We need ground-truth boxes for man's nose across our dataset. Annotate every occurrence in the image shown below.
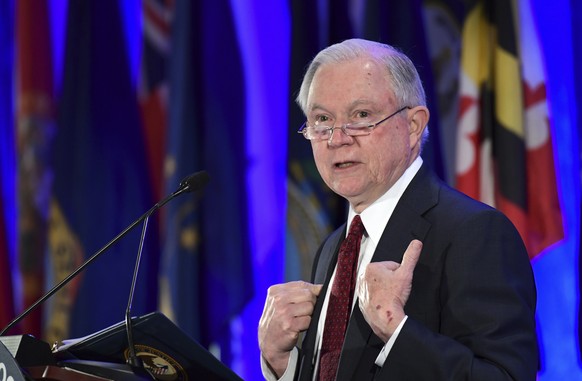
[327,126,354,146]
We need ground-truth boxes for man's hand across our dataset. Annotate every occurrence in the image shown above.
[259,281,322,377]
[357,240,423,342]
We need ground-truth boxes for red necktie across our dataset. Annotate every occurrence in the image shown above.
[318,215,365,381]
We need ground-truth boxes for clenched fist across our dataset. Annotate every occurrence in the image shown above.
[259,281,322,377]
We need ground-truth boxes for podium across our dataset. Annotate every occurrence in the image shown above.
[0,334,103,380]
[0,312,242,381]
[0,338,27,381]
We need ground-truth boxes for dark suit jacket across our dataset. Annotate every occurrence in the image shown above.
[296,164,538,381]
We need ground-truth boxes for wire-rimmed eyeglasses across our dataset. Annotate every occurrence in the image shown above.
[297,106,410,141]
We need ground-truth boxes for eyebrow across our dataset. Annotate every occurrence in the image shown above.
[308,98,377,114]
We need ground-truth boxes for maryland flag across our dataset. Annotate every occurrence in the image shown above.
[455,0,563,259]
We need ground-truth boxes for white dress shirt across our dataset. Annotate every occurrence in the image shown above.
[262,157,423,381]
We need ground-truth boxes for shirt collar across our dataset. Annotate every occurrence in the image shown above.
[346,156,423,243]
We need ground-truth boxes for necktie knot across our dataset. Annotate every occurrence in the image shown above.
[348,215,365,239]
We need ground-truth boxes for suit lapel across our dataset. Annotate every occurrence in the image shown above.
[372,164,437,264]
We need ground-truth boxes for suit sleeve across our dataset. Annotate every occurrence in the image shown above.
[375,208,538,381]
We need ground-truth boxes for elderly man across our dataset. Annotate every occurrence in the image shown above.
[259,39,537,381]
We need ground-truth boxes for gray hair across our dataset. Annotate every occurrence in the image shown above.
[296,39,429,143]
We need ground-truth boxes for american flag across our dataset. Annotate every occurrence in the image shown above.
[139,0,175,200]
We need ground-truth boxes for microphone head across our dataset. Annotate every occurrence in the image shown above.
[179,171,210,192]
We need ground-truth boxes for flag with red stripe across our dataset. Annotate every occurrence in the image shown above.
[138,0,174,200]
[15,0,54,337]
[455,0,563,259]
[517,0,563,255]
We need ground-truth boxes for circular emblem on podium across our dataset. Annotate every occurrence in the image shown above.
[124,345,187,381]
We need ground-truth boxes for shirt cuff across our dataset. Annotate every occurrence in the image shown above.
[261,347,299,381]
[374,315,408,367]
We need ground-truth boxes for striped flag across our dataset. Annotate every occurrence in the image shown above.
[517,0,563,256]
[15,0,54,337]
[454,0,563,259]
[138,0,174,200]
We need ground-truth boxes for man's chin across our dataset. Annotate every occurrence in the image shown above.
[332,185,366,203]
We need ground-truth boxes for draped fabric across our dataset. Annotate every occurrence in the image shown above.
[454,0,563,259]
[138,0,172,201]
[197,0,253,354]
[157,0,253,364]
[14,0,54,338]
[51,0,159,339]
[157,0,201,342]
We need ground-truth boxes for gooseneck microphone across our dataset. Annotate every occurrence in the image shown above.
[0,170,210,340]
[124,170,209,373]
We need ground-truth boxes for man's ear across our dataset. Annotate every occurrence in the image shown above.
[408,105,430,148]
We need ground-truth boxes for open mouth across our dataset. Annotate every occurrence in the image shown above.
[335,161,357,168]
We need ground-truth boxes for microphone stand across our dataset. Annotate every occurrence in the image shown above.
[0,208,154,337]
[125,215,151,375]
[0,171,210,379]
[0,171,208,337]
[122,172,209,376]
[1,186,185,337]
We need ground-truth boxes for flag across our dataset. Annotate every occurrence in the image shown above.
[14,0,54,338]
[158,0,202,340]
[159,0,252,363]
[517,0,563,256]
[50,0,159,340]
[454,0,563,259]
[138,0,173,201]
[0,0,15,329]
[199,0,252,353]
